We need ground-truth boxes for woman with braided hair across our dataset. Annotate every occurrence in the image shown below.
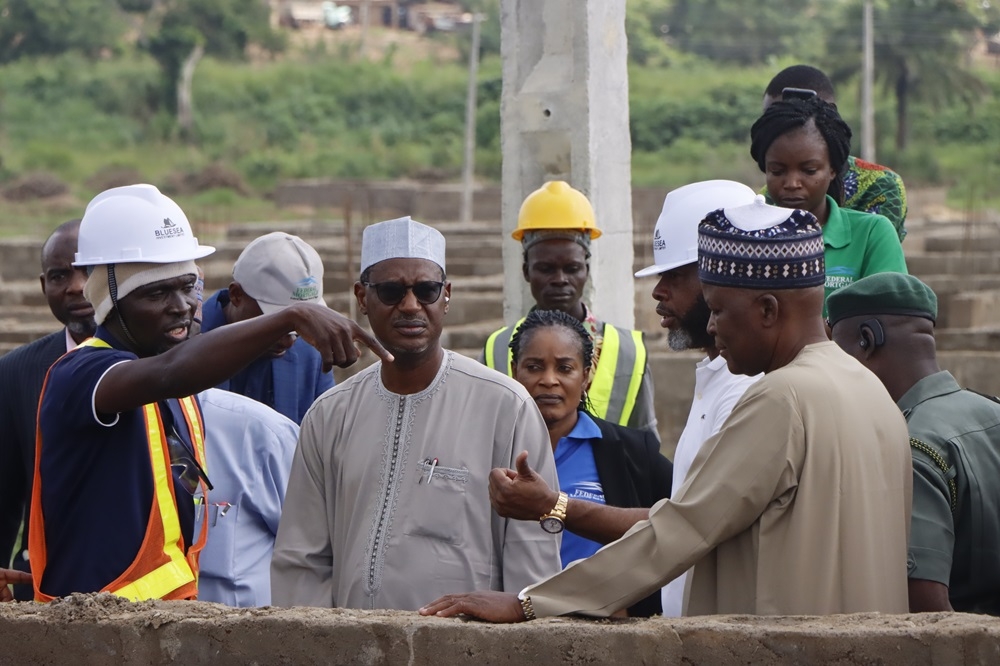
[750,95,907,313]
[502,309,672,617]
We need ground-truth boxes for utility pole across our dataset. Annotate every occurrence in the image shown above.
[359,0,371,58]
[861,0,876,161]
[460,13,483,226]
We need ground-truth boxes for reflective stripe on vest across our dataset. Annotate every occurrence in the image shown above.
[587,325,646,425]
[484,319,524,375]
[483,320,646,427]
[30,336,208,602]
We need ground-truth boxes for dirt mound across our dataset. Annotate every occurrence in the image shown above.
[164,163,250,196]
[2,172,69,201]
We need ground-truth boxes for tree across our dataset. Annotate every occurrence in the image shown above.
[0,0,124,63]
[663,0,822,65]
[144,0,283,139]
[826,0,985,152]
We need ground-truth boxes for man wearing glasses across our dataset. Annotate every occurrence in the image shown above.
[199,232,334,424]
[29,184,389,602]
[271,216,561,610]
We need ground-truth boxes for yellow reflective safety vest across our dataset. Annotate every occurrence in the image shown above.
[485,318,647,427]
[30,337,210,602]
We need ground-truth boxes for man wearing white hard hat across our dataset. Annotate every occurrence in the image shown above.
[485,181,760,616]
[271,216,561,610]
[28,184,389,602]
[200,232,334,424]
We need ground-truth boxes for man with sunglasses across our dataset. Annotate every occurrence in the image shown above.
[272,216,561,610]
[29,184,389,602]
[200,232,334,424]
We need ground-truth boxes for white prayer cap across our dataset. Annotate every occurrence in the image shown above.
[360,216,446,274]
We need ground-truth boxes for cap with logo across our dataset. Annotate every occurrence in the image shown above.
[635,180,757,277]
[233,232,326,316]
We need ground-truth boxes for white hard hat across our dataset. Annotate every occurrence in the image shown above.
[74,184,215,266]
[634,180,757,277]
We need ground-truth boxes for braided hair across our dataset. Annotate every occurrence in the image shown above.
[749,96,853,205]
[509,309,595,412]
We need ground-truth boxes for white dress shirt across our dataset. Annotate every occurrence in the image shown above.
[661,355,760,616]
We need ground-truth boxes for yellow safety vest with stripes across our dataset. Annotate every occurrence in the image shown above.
[485,319,647,427]
[30,337,209,602]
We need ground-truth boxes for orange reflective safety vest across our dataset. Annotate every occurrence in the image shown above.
[29,337,210,602]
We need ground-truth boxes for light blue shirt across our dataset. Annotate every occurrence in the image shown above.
[196,389,298,607]
[554,412,605,568]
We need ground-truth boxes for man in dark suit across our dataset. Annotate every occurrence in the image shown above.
[0,219,96,599]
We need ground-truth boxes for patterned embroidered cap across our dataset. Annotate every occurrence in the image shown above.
[698,195,825,289]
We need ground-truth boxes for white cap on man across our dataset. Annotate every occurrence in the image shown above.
[635,180,757,277]
[360,216,446,274]
[233,232,325,315]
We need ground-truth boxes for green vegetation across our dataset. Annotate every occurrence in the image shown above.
[0,0,998,233]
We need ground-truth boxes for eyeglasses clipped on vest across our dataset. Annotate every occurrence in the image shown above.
[363,281,445,306]
[166,427,214,495]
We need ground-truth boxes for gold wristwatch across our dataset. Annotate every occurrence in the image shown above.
[539,491,568,534]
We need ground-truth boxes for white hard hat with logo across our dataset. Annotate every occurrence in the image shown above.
[635,180,757,277]
[74,184,215,266]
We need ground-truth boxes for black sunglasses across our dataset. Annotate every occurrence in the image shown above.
[363,281,445,306]
[166,428,213,495]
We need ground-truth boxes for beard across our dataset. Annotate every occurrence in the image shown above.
[666,296,714,352]
[67,316,97,341]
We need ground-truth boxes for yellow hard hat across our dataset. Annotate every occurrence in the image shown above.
[512,181,602,241]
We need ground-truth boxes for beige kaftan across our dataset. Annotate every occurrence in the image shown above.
[527,342,912,616]
[271,351,561,610]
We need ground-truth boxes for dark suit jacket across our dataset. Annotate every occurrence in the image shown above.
[0,331,66,574]
[590,415,673,617]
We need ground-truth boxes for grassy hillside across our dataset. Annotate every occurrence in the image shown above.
[1,39,1000,234]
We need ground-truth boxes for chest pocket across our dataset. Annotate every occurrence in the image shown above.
[402,459,469,545]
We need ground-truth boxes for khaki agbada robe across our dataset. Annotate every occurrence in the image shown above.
[527,342,912,617]
[271,351,562,610]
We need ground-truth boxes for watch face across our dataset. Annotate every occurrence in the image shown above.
[540,516,564,534]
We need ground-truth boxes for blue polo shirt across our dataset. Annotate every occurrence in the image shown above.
[201,290,334,424]
[554,411,606,567]
[36,327,197,597]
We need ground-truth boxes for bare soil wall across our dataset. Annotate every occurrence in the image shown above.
[2,594,999,665]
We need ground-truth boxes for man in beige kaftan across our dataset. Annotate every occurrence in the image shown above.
[271,217,561,610]
[420,199,912,621]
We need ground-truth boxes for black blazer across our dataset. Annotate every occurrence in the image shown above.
[588,414,673,617]
[0,331,66,573]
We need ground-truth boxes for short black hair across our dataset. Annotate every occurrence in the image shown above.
[765,65,836,102]
[749,96,853,204]
[509,309,594,371]
[40,218,82,266]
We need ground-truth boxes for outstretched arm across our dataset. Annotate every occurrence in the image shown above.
[491,451,649,545]
[96,303,392,414]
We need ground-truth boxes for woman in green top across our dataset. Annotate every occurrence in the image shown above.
[749,96,907,314]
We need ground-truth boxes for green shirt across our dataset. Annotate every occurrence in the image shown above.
[900,371,1000,615]
[822,196,907,316]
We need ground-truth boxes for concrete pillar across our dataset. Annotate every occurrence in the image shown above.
[499,0,634,327]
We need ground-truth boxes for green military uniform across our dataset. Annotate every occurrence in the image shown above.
[901,371,1000,615]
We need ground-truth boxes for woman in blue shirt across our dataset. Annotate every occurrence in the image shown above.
[510,309,673,617]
